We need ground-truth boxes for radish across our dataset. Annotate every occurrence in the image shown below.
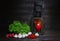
[18,34,22,38]
[14,34,18,38]
[28,32,32,35]
[9,33,14,38]
[18,33,21,35]
[25,34,28,37]
[6,34,10,38]
[35,33,39,36]
[27,34,36,39]
[18,33,22,38]
[22,34,26,38]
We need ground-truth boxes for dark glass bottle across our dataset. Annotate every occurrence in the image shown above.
[30,2,42,34]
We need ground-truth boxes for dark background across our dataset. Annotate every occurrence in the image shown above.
[0,0,16,36]
[0,0,60,41]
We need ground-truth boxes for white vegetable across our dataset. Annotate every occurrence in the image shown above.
[14,34,18,38]
[28,32,32,35]
[18,34,22,38]
[18,33,21,35]
[22,34,26,38]
[35,33,39,36]
[25,34,28,37]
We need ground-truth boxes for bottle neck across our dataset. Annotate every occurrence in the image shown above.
[33,2,42,17]
[33,12,41,17]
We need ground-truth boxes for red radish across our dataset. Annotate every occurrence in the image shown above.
[9,33,14,38]
[6,33,15,38]
[6,34,10,38]
[10,34,12,37]
[27,34,36,39]
[11,33,14,38]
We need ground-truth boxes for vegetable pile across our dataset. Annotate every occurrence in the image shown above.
[6,32,39,39]
[9,20,30,34]
[6,20,40,39]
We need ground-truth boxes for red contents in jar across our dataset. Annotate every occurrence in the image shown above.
[27,34,36,39]
[33,19,42,32]
[36,23,42,32]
